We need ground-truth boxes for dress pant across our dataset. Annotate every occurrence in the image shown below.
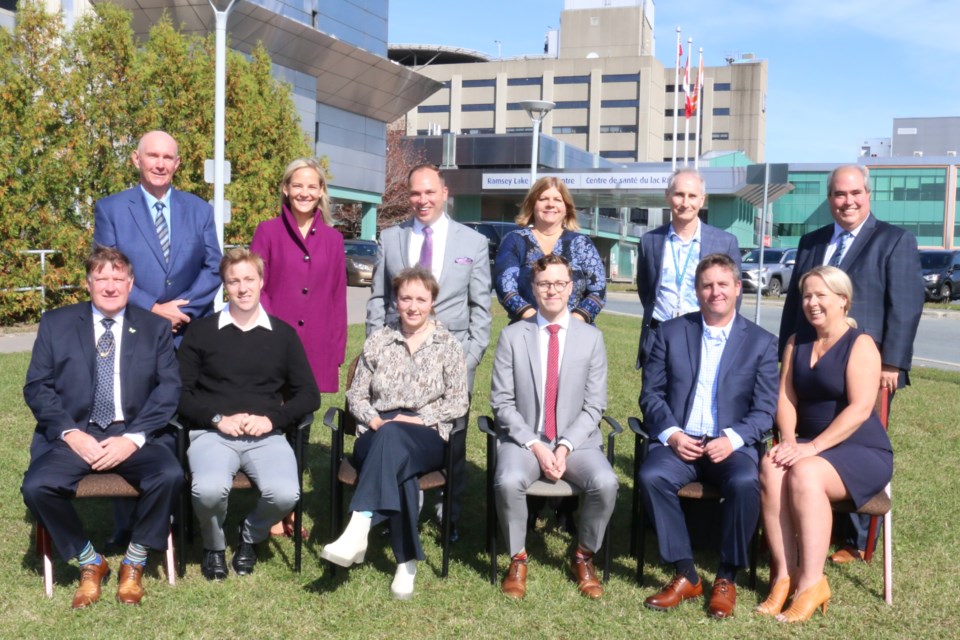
[21,422,184,560]
[188,430,299,550]
[350,421,446,563]
[493,439,619,557]
[638,442,759,568]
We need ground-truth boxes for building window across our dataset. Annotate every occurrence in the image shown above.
[712,132,730,140]
[507,77,542,86]
[714,82,732,91]
[792,180,820,195]
[555,75,590,84]
[600,125,638,133]
[462,79,495,88]
[713,107,731,116]
[506,127,533,133]
[462,103,495,112]
[664,133,696,141]
[554,100,589,109]
[601,99,638,108]
[665,84,676,93]
[463,128,494,134]
[600,150,636,159]
[602,73,639,83]
[418,104,450,113]
[554,126,588,134]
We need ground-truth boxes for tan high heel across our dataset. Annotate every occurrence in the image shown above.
[777,575,831,623]
[755,576,793,616]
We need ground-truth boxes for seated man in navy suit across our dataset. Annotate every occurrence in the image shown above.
[21,247,182,609]
[638,253,778,619]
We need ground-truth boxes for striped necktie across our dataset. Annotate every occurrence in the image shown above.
[828,231,852,268]
[154,202,170,262]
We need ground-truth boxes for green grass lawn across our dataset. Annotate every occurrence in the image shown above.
[1,309,957,639]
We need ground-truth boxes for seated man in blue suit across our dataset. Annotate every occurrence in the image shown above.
[21,247,182,609]
[638,253,778,619]
[93,130,222,340]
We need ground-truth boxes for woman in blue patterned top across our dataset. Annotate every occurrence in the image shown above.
[495,177,606,322]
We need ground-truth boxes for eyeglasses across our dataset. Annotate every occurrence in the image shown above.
[534,280,571,292]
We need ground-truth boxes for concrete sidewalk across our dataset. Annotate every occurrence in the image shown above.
[0,286,374,355]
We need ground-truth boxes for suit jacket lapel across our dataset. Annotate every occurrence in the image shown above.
[399,221,413,269]
[130,188,168,268]
[810,226,831,267]
[119,312,138,403]
[523,320,543,409]
[438,220,459,289]
[717,315,746,389]
[651,226,667,295]
[166,189,184,267]
[78,304,97,380]
[681,316,701,427]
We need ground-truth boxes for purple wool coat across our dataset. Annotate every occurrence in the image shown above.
[251,206,346,392]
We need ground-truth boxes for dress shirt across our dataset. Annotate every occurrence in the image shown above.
[822,218,868,266]
[653,220,702,322]
[525,310,575,452]
[217,303,272,332]
[407,213,449,281]
[140,185,173,244]
[657,313,745,451]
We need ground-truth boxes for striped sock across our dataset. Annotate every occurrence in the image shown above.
[77,541,99,566]
[123,542,148,566]
[511,550,528,563]
[574,546,593,561]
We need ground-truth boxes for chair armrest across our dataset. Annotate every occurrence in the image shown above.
[477,415,497,438]
[450,413,468,436]
[323,407,342,432]
[168,416,188,465]
[600,415,622,463]
[628,417,651,468]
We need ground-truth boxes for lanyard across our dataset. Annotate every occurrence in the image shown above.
[670,234,697,290]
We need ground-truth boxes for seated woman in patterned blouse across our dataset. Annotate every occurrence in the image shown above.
[320,266,469,600]
[495,176,606,323]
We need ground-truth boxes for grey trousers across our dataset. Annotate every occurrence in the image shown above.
[188,430,299,550]
[494,440,618,557]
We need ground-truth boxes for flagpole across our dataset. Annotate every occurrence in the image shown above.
[683,38,692,167]
[694,48,704,170]
[671,27,681,171]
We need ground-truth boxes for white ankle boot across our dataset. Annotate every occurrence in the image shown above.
[391,560,418,600]
[320,512,371,567]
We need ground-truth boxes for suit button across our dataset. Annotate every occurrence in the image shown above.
[166,280,173,286]
[298,320,305,326]
[302,288,309,295]
[303,255,310,262]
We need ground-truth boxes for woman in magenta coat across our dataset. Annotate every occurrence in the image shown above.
[251,158,347,534]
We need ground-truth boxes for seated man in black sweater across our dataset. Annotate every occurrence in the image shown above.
[177,248,320,580]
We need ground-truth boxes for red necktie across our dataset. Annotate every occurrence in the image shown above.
[544,324,561,442]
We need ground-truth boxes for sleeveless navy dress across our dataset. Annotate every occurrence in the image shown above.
[792,328,893,507]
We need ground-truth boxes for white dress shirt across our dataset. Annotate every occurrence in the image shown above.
[407,213,449,281]
[523,310,575,452]
[653,220,702,322]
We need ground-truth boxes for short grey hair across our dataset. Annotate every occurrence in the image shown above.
[666,168,706,196]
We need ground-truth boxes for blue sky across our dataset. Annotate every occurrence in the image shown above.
[389,0,960,163]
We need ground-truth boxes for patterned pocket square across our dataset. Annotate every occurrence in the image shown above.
[454,257,474,265]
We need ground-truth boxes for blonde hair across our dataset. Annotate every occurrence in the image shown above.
[281,158,332,226]
[800,265,857,328]
[515,176,580,231]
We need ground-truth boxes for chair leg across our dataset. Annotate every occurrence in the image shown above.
[294,498,303,573]
[37,523,54,598]
[883,509,893,605]
[165,529,176,586]
[635,504,647,584]
[749,521,760,589]
[863,515,880,563]
[602,506,612,583]
[441,481,454,578]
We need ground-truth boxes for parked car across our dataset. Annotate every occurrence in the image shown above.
[462,221,522,265]
[344,239,377,286]
[740,248,796,297]
[920,249,960,301]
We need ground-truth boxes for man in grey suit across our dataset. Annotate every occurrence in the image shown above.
[779,164,923,563]
[366,164,492,532]
[491,254,618,600]
[635,168,741,369]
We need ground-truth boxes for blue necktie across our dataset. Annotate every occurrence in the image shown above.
[155,202,170,262]
[91,318,116,429]
[829,231,852,268]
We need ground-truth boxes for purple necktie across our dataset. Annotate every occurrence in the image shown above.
[419,225,433,270]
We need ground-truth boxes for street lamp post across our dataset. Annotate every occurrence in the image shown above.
[518,99,555,184]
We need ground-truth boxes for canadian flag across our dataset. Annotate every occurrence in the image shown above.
[686,52,703,118]
[682,52,693,119]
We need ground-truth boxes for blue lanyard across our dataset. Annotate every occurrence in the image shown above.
[670,234,697,290]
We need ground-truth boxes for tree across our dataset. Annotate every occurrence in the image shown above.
[0,1,315,323]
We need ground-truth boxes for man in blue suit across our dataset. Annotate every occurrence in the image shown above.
[779,164,923,563]
[21,247,182,609]
[635,168,741,369]
[94,130,222,340]
[638,253,778,619]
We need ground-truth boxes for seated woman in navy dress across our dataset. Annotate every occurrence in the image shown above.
[494,177,606,323]
[758,266,893,623]
[320,267,468,600]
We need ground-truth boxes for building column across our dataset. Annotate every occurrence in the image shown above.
[361,203,377,240]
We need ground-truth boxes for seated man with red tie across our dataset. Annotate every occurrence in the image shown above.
[490,254,617,599]
[21,246,183,609]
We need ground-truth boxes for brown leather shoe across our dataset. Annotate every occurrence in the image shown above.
[116,562,146,605]
[501,558,528,599]
[72,559,110,609]
[570,554,603,599]
[829,546,864,564]
[708,578,737,619]
[644,574,703,611]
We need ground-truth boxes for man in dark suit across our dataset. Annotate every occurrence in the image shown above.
[635,168,741,369]
[779,164,923,562]
[21,247,182,609]
[639,253,778,618]
[366,163,492,532]
[93,130,222,340]
[491,255,618,600]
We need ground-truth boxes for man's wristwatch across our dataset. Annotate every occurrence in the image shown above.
[211,414,223,428]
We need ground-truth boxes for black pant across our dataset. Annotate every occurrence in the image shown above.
[21,423,183,560]
[350,421,446,563]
